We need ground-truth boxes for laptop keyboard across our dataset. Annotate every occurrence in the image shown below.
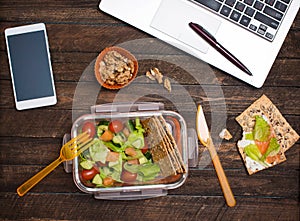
[188,0,292,41]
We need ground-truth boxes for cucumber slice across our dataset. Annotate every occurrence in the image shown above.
[92,174,102,185]
[80,160,94,170]
[138,156,148,164]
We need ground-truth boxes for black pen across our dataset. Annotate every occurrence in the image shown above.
[189,22,252,76]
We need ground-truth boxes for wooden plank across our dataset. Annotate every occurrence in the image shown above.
[0,7,107,24]
[0,23,149,52]
[0,109,73,137]
[1,81,300,116]
[0,0,115,24]
[0,193,298,220]
[0,108,299,138]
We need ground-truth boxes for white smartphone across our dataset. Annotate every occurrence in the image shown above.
[5,23,57,110]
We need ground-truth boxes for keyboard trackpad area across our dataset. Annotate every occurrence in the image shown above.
[150,0,221,53]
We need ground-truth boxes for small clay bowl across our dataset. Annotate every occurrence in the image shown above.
[94,46,138,90]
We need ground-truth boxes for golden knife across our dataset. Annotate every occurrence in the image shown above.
[196,105,236,207]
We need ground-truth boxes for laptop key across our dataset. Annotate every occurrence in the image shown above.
[230,10,241,21]
[244,0,254,6]
[254,12,279,29]
[266,32,274,40]
[257,28,265,35]
[220,5,232,17]
[249,24,257,31]
[240,15,251,27]
[265,0,275,6]
[280,0,290,4]
[259,24,268,31]
[264,6,283,21]
[245,6,255,17]
[274,1,287,12]
[254,1,264,11]
[225,0,236,7]
[192,0,222,12]
[235,2,246,12]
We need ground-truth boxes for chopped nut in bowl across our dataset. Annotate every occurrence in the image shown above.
[94,46,138,89]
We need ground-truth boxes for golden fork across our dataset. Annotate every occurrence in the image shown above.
[17,132,95,197]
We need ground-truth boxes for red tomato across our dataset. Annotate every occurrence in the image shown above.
[109,120,124,133]
[82,121,96,139]
[141,142,149,154]
[121,170,137,183]
[81,167,98,181]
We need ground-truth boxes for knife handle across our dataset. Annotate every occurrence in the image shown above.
[211,153,236,207]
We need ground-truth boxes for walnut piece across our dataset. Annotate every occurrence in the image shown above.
[164,78,172,92]
[145,67,172,92]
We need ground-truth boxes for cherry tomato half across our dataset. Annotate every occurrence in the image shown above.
[121,169,137,183]
[82,121,96,139]
[109,120,124,133]
[141,142,149,154]
[81,167,99,181]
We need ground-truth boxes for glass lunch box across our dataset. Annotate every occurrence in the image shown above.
[63,102,198,200]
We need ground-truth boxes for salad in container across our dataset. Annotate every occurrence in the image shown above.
[65,103,198,200]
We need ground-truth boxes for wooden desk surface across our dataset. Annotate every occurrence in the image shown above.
[0,1,299,220]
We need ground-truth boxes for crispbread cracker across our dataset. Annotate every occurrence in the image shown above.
[236,94,299,152]
[142,117,177,176]
[236,94,298,175]
[153,117,182,173]
[142,116,186,177]
[157,116,186,173]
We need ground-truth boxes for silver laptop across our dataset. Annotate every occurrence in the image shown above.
[99,0,299,88]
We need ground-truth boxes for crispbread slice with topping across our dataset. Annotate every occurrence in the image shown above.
[236,94,298,175]
[236,94,299,152]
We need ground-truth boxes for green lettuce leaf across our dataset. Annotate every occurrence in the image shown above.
[138,162,160,178]
[125,131,144,149]
[253,116,270,142]
[89,139,109,164]
[124,161,161,182]
[244,144,262,162]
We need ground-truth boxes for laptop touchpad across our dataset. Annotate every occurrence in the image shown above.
[150,0,221,53]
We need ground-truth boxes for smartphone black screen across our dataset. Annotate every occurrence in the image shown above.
[7,30,54,101]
